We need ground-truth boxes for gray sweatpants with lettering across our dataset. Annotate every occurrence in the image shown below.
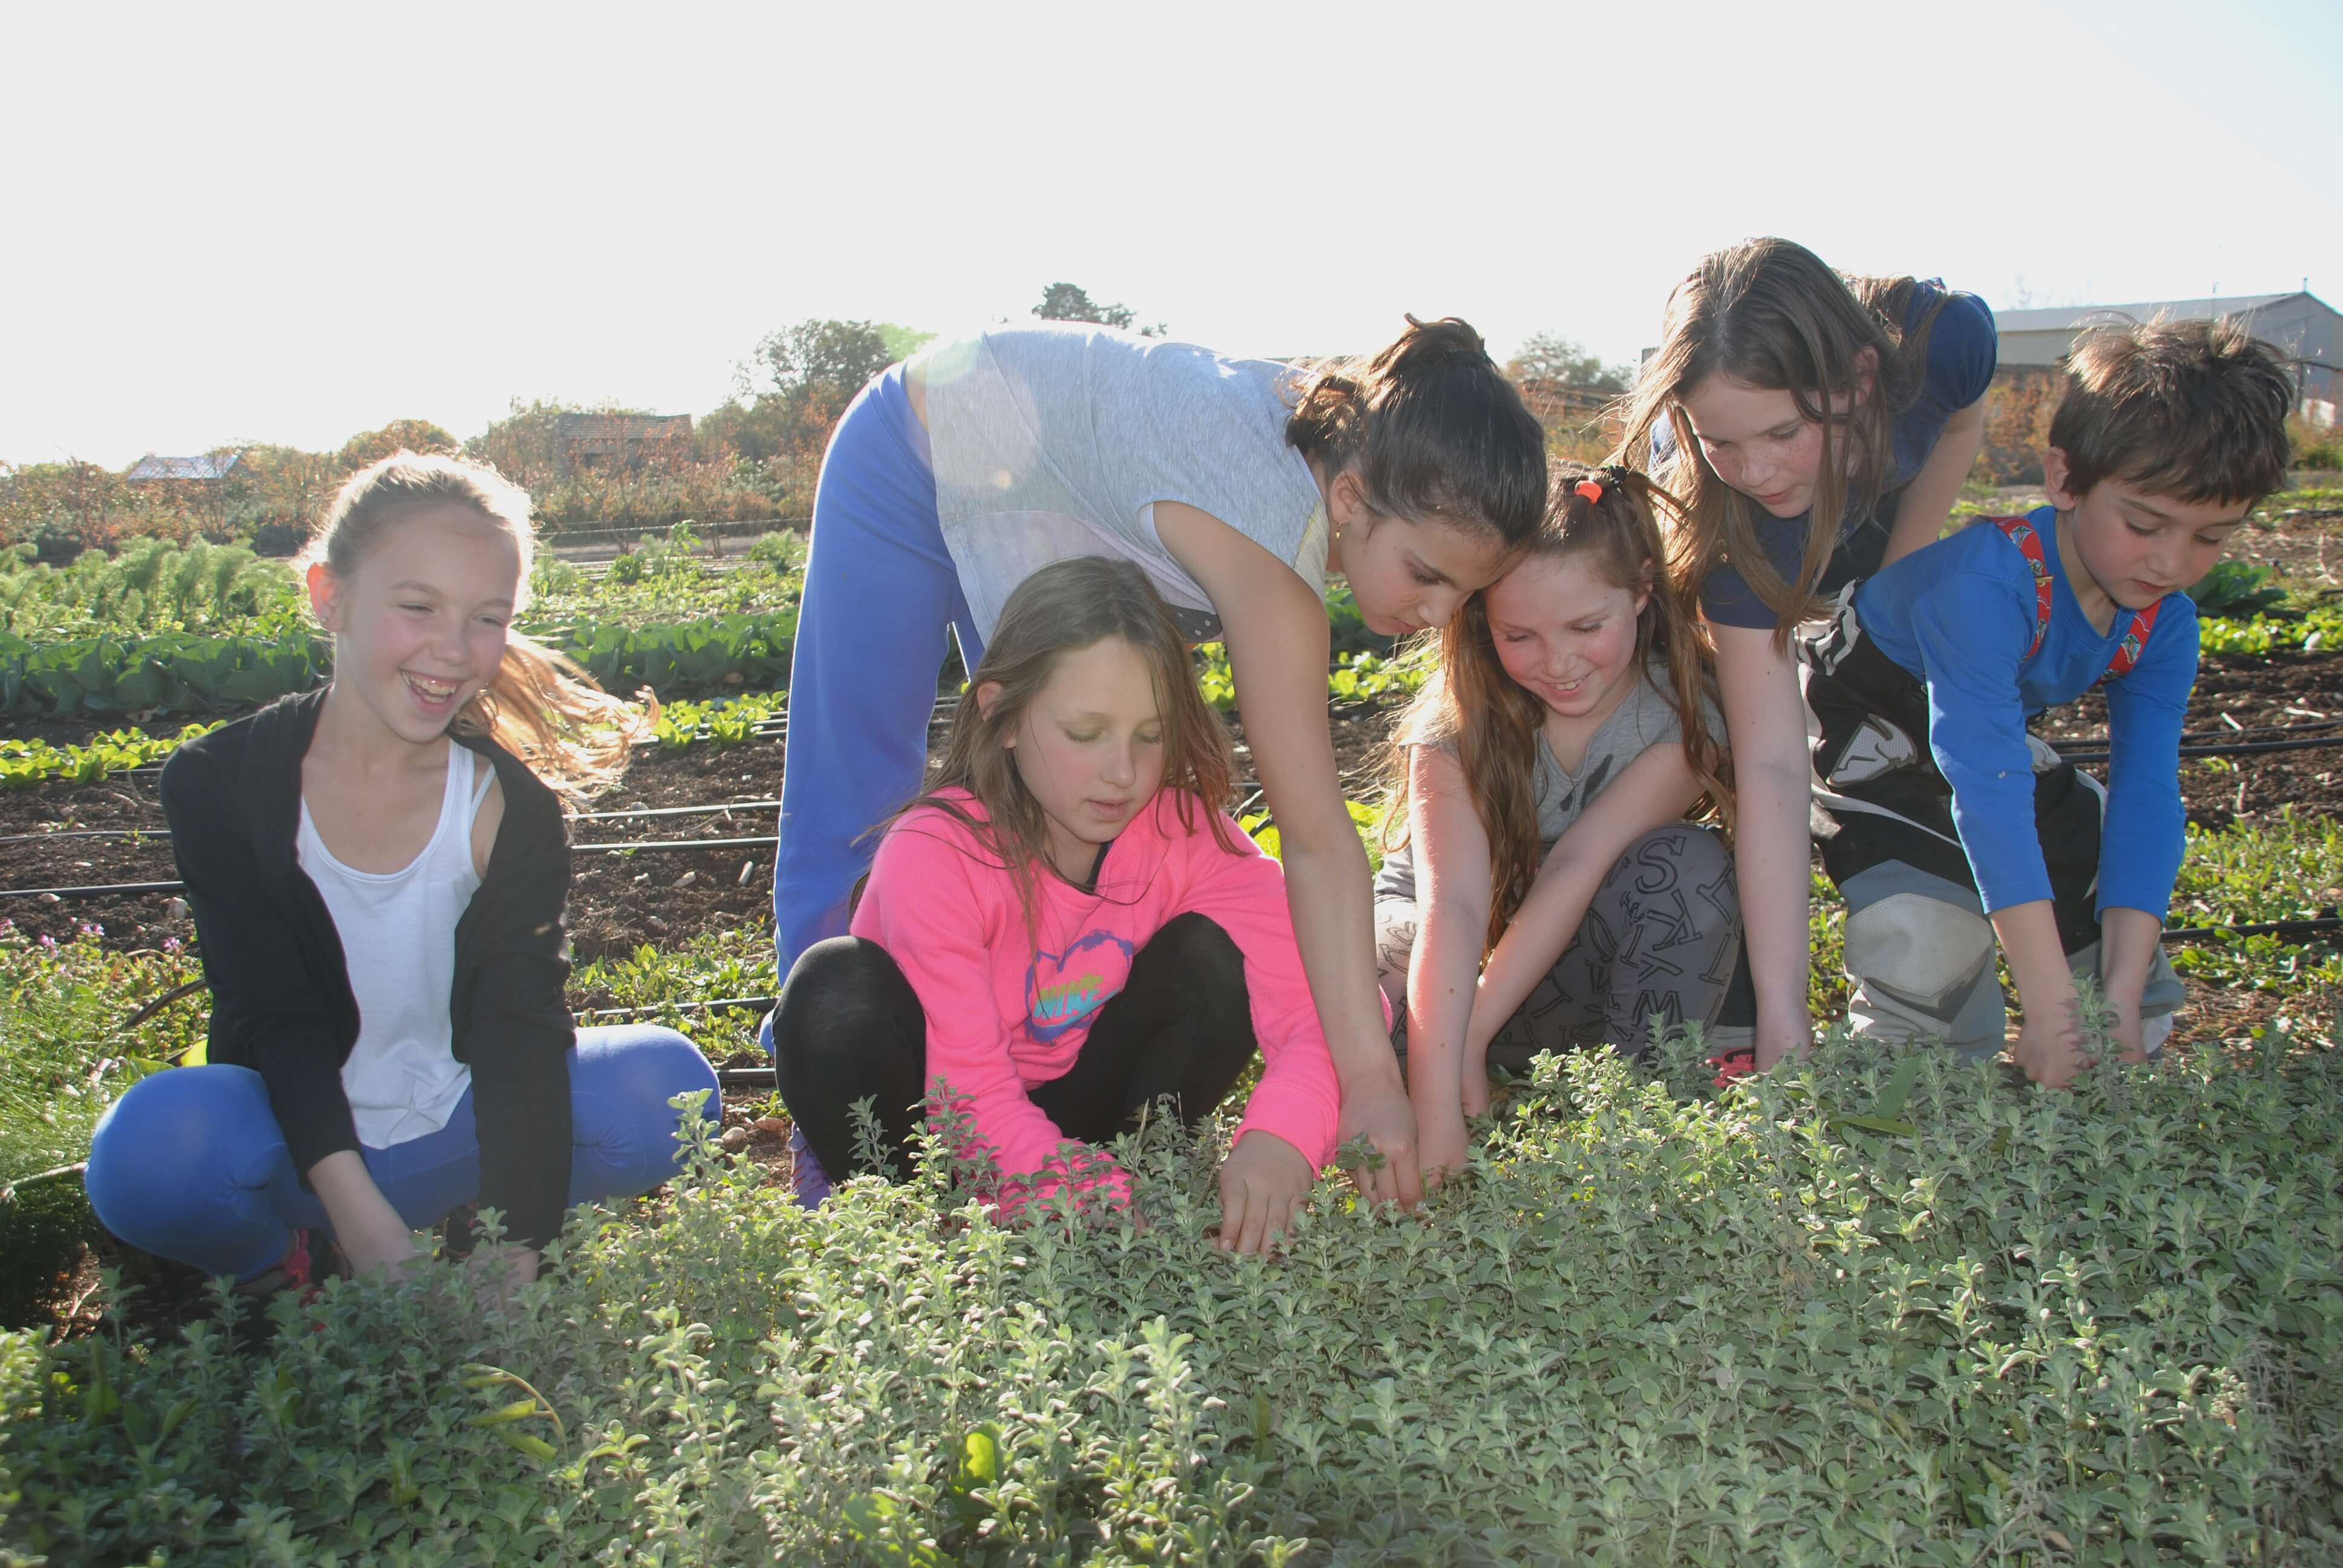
[1374,824,1749,1069]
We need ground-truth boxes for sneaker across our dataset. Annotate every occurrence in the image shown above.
[439,1201,481,1260]
[235,1226,325,1300]
[1705,1025,1758,1088]
[788,1123,833,1210]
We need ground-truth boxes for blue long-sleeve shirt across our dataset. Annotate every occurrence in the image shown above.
[1851,505,2198,918]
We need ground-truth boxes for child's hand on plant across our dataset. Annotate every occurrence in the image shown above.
[2109,994,2149,1063]
[2013,995,2090,1088]
[467,1244,540,1307]
[1415,1101,1469,1189]
[1216,1131,1312,1255]
[309,1151,422,1278]
[1754,1002,1813,1071]
[1460,1034,1492,1120]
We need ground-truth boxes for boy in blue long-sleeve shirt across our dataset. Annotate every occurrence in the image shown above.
[1798,318,2295,1085]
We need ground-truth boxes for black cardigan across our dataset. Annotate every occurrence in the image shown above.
[160,688,577,1249]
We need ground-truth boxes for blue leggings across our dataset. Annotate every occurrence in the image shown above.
[84,1025,718,1280]
[770,365,985,991]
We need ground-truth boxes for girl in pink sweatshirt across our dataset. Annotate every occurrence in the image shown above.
[770,556,1343,1254]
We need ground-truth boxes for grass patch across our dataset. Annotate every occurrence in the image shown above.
[0,923,206,1327]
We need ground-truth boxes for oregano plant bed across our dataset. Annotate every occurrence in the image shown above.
[3,1034,2339,1564]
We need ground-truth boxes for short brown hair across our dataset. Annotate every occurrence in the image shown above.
[2049,318,2295,505]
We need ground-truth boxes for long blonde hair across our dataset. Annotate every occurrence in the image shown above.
[307,452,643,800]
[1382,461,1730,956]
[1615,237,1948,644]
[886,557,1237,930]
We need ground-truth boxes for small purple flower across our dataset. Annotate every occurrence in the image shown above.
[38,934,56,949]
[162,936,182,953]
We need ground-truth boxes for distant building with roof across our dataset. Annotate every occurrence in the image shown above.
[1994,291,2339,420]
[552,413,694,475]
[123,452,243,482]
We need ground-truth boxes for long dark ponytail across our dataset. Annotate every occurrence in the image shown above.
[1288,315,1548,549]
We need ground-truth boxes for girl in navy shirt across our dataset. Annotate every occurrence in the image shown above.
[1620,237,1997,1071]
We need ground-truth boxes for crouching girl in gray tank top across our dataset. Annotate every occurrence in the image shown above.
[769,317,1547,1209]
[85,454,719,1301]
[1372,463,1753,1180]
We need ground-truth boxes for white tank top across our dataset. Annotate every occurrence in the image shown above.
[297,745,491,1148]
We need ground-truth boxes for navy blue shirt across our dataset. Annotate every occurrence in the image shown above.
[1654,283,1999,629]
[1853,506,2197,919]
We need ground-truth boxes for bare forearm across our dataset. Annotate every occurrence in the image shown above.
[1990,899,2078,1024]
[307,1151,418,1272]
[1474,850,1604,1029]
[1883,403,1984,568]
[1279,837,1404,1090]
[1736,758,1815,1028]
[2097,907,2164,1006]
[1405,907,1483,1116]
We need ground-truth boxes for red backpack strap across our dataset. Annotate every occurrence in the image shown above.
[1990,515,2054,659]
[2099,601,2160,684]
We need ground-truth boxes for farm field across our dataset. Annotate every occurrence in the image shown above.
[1,501,2339,1562]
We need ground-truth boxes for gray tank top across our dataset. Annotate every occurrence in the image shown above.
[1374,661,1705,904]
[919,325,1330,642]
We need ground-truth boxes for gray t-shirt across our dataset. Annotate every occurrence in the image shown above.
[920,325,1330,643]
[1374,659,1706,904]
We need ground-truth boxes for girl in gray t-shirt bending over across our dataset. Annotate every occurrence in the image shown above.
[1374,463,1750,1180]
[768,317,1545,1209]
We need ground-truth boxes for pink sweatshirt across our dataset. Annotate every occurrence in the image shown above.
[850,787,1343,1210]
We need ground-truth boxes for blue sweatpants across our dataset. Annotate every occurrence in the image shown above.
[83,1025,718,1280]
[770,365,985,987]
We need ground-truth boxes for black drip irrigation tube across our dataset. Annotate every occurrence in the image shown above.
[2053,734,2343,766]
[0,832,788,899]
[0,797,787,846]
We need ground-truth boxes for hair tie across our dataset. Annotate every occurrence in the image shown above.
[1573,478,1605,505]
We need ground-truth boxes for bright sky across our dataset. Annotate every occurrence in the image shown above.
[5,0,2338,469]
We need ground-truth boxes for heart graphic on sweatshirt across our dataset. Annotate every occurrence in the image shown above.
[1024,928,1137,1044]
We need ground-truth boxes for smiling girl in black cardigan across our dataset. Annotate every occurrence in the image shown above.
[85,454,718,1293]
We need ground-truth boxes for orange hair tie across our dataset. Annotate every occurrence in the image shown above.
[1573,479,1605,505]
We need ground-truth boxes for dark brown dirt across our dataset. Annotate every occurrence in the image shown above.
[0,699,1412,958]
[2033,650,2343,830]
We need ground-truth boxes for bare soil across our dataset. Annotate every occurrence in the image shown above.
[0,698,1409,957]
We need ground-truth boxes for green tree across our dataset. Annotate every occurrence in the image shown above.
[875,322,936,362]
[338,418,459,471]
[720,319,897,461]
[1505,332,1630,394]
[744,320,893,416]
[1034,283,1162,336]
[228,442,341,553]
